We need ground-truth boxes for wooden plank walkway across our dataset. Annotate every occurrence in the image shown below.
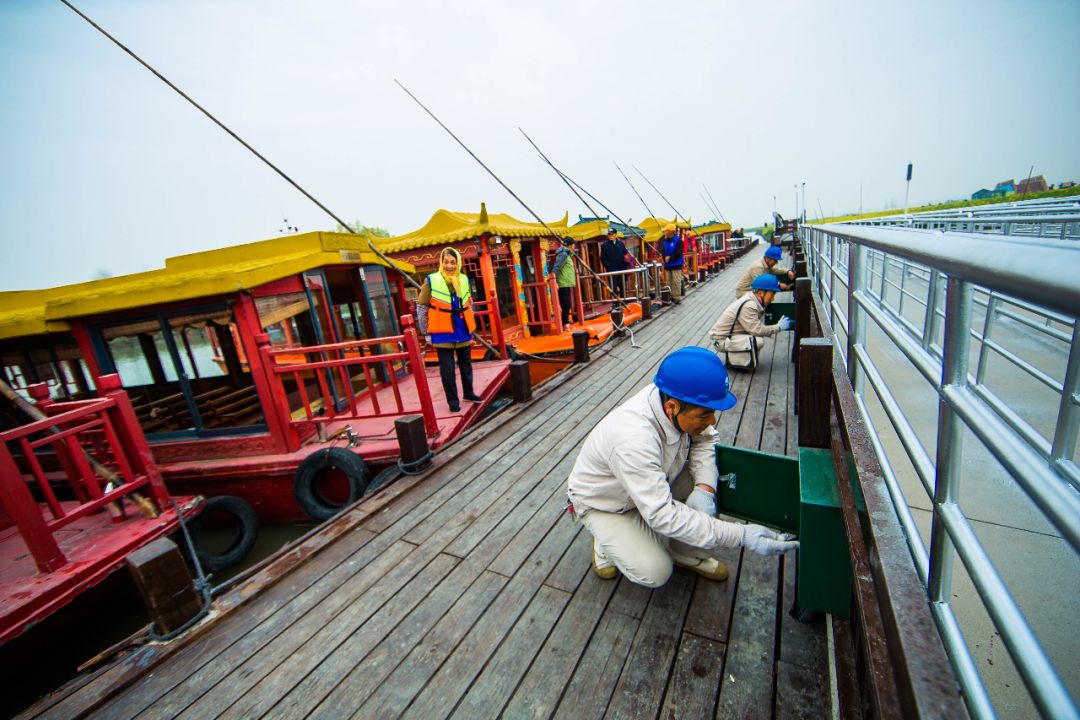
[25,248,830,720]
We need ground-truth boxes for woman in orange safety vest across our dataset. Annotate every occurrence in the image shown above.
[416,247,480,413]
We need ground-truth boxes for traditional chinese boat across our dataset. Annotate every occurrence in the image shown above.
[0,231,513,523]
[382,204,652,384]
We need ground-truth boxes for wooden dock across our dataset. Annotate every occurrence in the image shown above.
[24,249,832,719]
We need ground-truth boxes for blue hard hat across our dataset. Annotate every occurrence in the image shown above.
[751,273,782,292]
[764,245,783,261]
[654,346,738,412]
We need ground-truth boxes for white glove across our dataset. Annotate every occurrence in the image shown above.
[777,315,793,331]
[686,487,717,516]
[742,524,799,556]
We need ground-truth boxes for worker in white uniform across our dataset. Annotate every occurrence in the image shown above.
[735,244,795,296]
[709,273,793,368]
[566,346,799,587]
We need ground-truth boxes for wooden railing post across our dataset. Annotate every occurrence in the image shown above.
[401,316,439,437]
[548,274,564,335]
[99,374,171,509]
[487,291,507,359]
[798,338,833,449]
[0,443,66,571]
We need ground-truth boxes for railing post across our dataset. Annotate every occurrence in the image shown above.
[258,333,301,452]
[847,242,868,395]
[797,338,834,449]
[99,374,171,509]
[922,270,941,350]
[0,443,66,571]
[548,274,564,335]
[487,291,508,359]
[402,316,439,437]
[1051,322,1080,476]
[928,278,973,606]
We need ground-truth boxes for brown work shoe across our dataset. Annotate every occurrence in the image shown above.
[673,554,728,581]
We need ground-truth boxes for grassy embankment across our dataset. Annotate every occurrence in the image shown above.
[814,185,1080,225]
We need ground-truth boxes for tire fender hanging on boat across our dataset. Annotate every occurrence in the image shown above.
[293,447,372,522]
[186,495,258,573]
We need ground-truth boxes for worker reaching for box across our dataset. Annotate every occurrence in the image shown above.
[565,346,799,587]
[709,273,793,369]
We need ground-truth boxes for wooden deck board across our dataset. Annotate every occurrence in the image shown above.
[28,246,833,720]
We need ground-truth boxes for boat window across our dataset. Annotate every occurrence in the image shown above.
[97,307,265,437]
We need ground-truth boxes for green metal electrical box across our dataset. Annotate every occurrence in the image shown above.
[763,300,796,325]
[714,444,852,617]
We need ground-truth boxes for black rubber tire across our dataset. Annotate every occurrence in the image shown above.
[294,447,372,522]
[187,495,258,573]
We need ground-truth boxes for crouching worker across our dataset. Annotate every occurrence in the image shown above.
[566,347,799,587]
[709,273,793,369]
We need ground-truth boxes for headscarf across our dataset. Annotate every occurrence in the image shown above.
[438,246,464,297]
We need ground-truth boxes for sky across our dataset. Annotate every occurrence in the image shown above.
[1,0,1077,291]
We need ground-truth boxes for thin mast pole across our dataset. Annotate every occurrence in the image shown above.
[633,165,688,224]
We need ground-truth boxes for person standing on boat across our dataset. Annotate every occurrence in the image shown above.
[566,346,799,587]
[416,247,481,413]
[549,236,578,326]
[599,228,629,298]
[710,274,792,369]
[735,245,795,296]
[661,223,684,304]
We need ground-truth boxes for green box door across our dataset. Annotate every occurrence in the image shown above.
[714,443,852,617]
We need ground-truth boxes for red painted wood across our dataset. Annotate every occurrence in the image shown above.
[0,495,202,644]
[0,447,66,572]
[234,294,294,453]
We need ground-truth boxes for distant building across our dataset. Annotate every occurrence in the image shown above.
[1016,175,1048,194]
[994,179,1015,194]
[1060,180,1076,189]
[972,188,994,200]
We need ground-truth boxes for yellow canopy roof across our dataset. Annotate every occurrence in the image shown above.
[0,289,73,340]
[566,219,609,242]
[695,221,732,235]
[380,203,571,253]
[637,216,691,243]
[0,232,415,339]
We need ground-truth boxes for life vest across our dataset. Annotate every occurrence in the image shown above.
[428,272,476,340]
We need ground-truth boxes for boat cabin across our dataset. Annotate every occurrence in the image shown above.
[0,231,512,522]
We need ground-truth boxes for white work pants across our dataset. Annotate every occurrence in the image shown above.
[579,468,712,588]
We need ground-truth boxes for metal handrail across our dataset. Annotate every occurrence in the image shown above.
[803,220,1080,720]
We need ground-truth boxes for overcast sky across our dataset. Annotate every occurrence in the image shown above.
[2,0,1077,291]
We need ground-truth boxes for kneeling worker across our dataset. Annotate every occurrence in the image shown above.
[710,274,792,369]
[735,245,795,296]
[566,347,799,587]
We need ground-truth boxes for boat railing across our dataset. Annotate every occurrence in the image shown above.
[258,315,439,439]
[581,265,654,309]
[469,292,508,359]
[802,220,1080,719]
[0,374,171,573]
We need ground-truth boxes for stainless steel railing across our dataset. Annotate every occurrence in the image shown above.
[803,221,1080,720]
[850,196,1080,240]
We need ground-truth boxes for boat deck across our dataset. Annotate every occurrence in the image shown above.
[24,247,832,719]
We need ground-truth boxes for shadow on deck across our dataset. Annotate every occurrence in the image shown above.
[24,249,831,719]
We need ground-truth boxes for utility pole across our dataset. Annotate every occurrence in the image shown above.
[801,182,806,223]
[904,162,913,219]
[773,195,777,212]
[794,185,798,221]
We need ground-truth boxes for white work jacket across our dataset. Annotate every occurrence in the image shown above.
[567,384,744,550]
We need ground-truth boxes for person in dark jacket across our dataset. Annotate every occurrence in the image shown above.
[661,223,684,304]
[599,228,629,298]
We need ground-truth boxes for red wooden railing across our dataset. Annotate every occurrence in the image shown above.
[470,292,508,359]
[260,315,440,438]
[0,375,171,573]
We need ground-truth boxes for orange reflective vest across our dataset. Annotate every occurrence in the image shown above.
[428,272,476,337]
